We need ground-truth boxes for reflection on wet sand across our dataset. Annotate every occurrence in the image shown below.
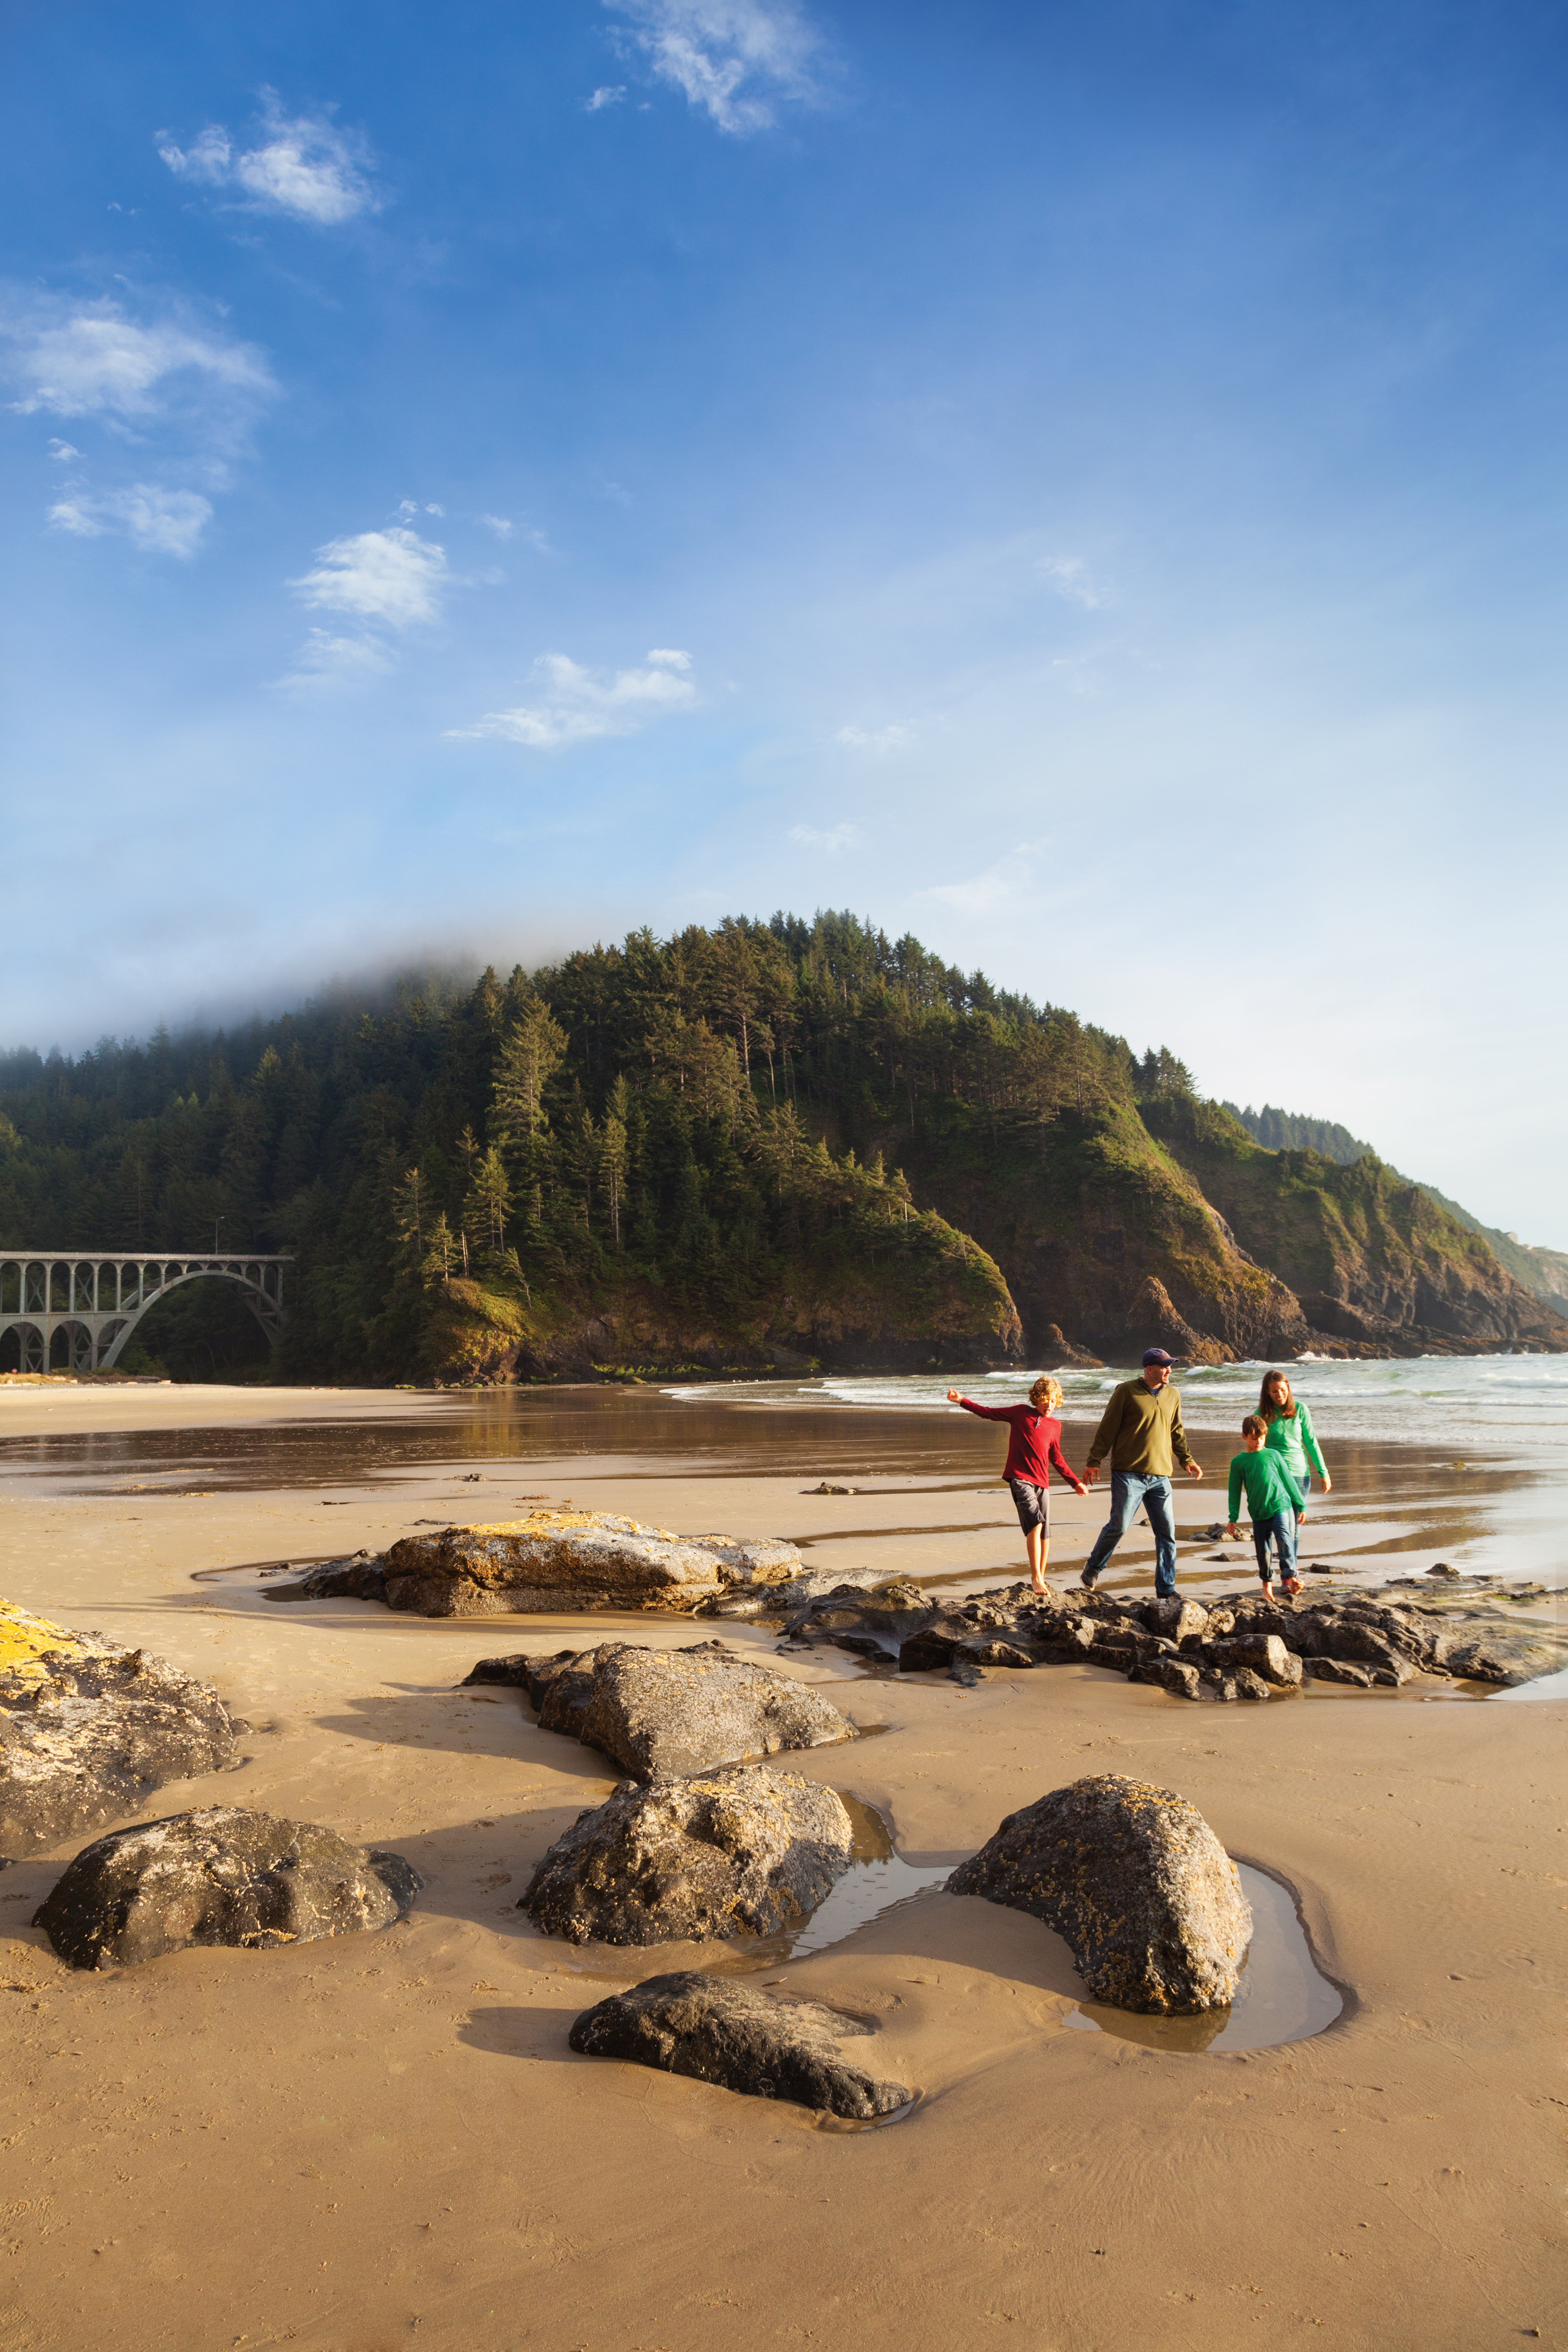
[0,1384,1559,1591]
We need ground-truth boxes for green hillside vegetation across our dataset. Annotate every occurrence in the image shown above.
[1224,1103,1374,1164]
[0,910,1560,1379]
[1142,1097,1563,1352]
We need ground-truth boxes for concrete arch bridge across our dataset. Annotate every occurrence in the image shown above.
[0,1253,292,1373]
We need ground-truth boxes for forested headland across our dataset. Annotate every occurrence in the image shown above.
[1,911,1562,1381]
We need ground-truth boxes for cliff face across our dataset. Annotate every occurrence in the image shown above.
[413,1205,1024,1384]
[1141,1100,1568,1356]
[895,1101,1307,1365]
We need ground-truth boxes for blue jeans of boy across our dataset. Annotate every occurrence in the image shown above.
[1252,1509,1298,1584]
[1084,1472,1177,1596]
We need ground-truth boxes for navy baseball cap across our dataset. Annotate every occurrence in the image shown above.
[1142,1348,1175,1366]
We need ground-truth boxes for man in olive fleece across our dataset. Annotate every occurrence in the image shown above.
[1080,1348,1204,1598]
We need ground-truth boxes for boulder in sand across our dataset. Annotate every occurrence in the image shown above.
[948,1772,1252,2013]
[33,1804,423,1969]
[463,1639,854,1779]
[0,1603,238,1862]
[569,1970,911,2118]
[521,1764,855,1945]
[378,1511,807,1617]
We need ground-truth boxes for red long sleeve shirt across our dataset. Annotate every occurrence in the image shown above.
[957,1398,1086,1490]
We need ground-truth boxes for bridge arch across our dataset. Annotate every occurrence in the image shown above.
[0,1254,292,1374]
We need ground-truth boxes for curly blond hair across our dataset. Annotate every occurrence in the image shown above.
[1028,1375,1064,1412]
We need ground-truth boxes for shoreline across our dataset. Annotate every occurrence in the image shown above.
[1,1380,1564,2349]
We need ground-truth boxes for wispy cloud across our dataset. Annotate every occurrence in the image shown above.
[836,722,915,753]
[918,856,1026,916]
[288,525,447,628]
[450,647,696,749]
[1038,554,1109,609]
[276,628,396,691]
[46,437,79,460]
[48,483,213,558]
[605,0,826,135]
[587,85,627,111]
[789,822,859,852]
[157,91,379,226]
[1,297,274,428]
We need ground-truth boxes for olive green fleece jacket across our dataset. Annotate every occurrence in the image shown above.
[1085,1378,1195,1476]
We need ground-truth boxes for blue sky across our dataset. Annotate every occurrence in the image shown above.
[5,0,1567,1241]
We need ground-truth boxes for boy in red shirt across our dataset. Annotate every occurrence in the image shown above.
[947,1377,1088,1594]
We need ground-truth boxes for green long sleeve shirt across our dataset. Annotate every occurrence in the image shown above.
[1228,1448,1303,1526]
[1263,1399,1328,1482]
[1085,1378,1195,1475]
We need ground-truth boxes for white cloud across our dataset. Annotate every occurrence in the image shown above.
[46,437,79,460]
[478,513,514,539]
[918,856,1025,916]
[587,85,627,110]
[1039,554,1109,609]
[276,628,395,691]
[288,526,446,628]
[158,92,379,226]
[449,648,697,749]
[835,722,914,753]
[2,298,274,425]
[47,483,214,558]
[605,0,825,135]
[789,823,859,852]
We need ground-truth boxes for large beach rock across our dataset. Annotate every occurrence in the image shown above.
[948,1773,1252,2014]
[379,1510,806,1617]
[569,1970,911,2117]
[33,1805,423,1970]
[0,1603,238,1862]
[521,1764,855,1945]
[464,1639,854,1779]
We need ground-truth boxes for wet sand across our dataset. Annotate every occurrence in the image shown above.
[1,1382,1564,2352]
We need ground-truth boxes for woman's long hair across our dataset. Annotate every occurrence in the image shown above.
[1258,1369,1296,1423]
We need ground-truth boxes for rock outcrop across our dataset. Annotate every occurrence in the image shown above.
[0,1604,238,1861]
[949,1773,1252,2014]
[775,1574,1566,1697]
[569,1970,912,2117]
[278,1513,897,1620]
[463,1639,855,1778]
[33,1805,423,1968]
[521,1766,855,1945]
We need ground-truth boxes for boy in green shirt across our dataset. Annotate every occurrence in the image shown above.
[1225,1415,1304,1597]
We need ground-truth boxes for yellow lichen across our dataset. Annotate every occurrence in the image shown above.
[0,1599,91,1681]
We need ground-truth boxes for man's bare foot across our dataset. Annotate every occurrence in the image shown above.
[1031,1576,1049,1596]
[1281,1575,1302,1598]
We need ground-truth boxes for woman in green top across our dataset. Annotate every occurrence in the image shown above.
[1258,1371,1331,1534]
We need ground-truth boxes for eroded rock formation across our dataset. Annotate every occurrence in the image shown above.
[569,1970,912,2117]
[521,1765,855,1945]
[949,1773,1252,2013]
[0,1603,238,1860]
[463,1638,855,1777]
[33,1804,422,1968]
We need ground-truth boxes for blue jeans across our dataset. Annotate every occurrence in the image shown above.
[1252,1509,1298,1583]
[1085,1473,1178,1597]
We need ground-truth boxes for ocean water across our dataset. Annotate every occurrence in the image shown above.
[668,1354,1568,1466]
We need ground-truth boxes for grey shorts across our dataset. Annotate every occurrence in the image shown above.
[1007,1478,1051,1534]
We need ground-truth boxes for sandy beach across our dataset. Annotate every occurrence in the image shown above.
[1,1380,1563,2352]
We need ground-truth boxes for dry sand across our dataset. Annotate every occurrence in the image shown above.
[0,1382,1563,2352]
